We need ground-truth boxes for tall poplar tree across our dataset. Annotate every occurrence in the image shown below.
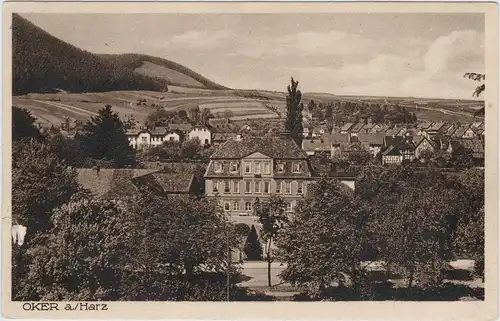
[284,78,304,146]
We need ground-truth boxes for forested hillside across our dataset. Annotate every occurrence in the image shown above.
[12,14,226,94]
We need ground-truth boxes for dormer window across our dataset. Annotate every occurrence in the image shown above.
[292,163,302,173]
[214,162,223,173]
[277,163,285,173]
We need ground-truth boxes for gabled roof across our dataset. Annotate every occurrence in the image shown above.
[210,135,307,159]
[76,168,159,199]
[149,164,196,193]
[350,122,366,132]
[384,135,415,151]
[413,135,436,149]
[331,133,350,145]
[363,123,375,130]
[381,145,402,156]
[302,135,331,152]
[212,133,237,141]
[125,126,174,137]
[445,124,459,136]
[357,132,385,145]
[429,122,445,131]
[340,122,355,131]
[76,165,197,197]
[169,123,193,132]
[417,121,433,130]
[451,125,471,138]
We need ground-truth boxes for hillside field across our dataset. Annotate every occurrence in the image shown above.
[13,87,483,128]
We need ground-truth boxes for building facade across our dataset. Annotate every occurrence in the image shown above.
[126,127,180,150]
[204,134,313,225]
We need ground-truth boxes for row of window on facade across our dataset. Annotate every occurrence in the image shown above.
[214,160,303,174]
[223,200,293,212]
[212,180,304,195]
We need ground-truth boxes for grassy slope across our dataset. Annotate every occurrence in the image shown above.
[100,53,228,90]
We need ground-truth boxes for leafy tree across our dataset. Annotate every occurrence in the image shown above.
[21,191,128,300]
[307,99,317,115]
[464,73,485,117]
[277,178,372,298]
[284,77,304,146]
[79,105,136,168]
[178,110,188,121]
[454,206,484,280]
[12,106,42,141]
[145,108,176,127]
[189,106,201,124]
[325,103,334,133]
[450,145,475,169]
[375,185,454,295]
[46,132,81,166]
[356,166,459,297]
[347,149,373,166]
[122,114,138,130]
[182,137,203,160]
[12,139,79,236]
[142,140,183,161]
[123,194,241,300]
[243,225,263,261]
[200,108,214,127]
[464,72,485,97]
[254,196,289,286]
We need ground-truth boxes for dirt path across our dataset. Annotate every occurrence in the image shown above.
[32,100,97,117]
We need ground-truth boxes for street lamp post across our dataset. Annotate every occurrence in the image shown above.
[226,212,231,302]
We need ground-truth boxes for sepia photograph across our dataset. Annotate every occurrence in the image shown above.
[2,1,498,319]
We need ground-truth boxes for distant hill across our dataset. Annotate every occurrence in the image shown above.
[100,54,228,90]
[12,14,227,95]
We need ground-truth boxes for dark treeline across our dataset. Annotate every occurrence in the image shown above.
[307,99,417,125]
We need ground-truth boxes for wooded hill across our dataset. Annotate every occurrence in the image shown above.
[12,14,227,95]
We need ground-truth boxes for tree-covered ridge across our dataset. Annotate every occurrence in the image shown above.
[12,14,226,95]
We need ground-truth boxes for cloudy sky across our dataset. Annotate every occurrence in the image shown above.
[22,13,484,99]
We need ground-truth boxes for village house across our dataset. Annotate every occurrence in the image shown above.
[76,165,198,202]
[212,133,238,146]
[425,122,446,137]
[331,133,351,156]
[125,126,181,150]
[349,122,366,136]
[452,124,476,139]
[413,135,437,159]
[302,134,331,156]
[357,133,385,157]
[188,126,212,146]
[340,122,355,134]
[381,136,416,165]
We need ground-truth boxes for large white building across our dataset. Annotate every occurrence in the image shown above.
[126,127,180,150]
[188,127,212,146]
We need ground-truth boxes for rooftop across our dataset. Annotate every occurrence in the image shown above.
[210,134,308,159]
